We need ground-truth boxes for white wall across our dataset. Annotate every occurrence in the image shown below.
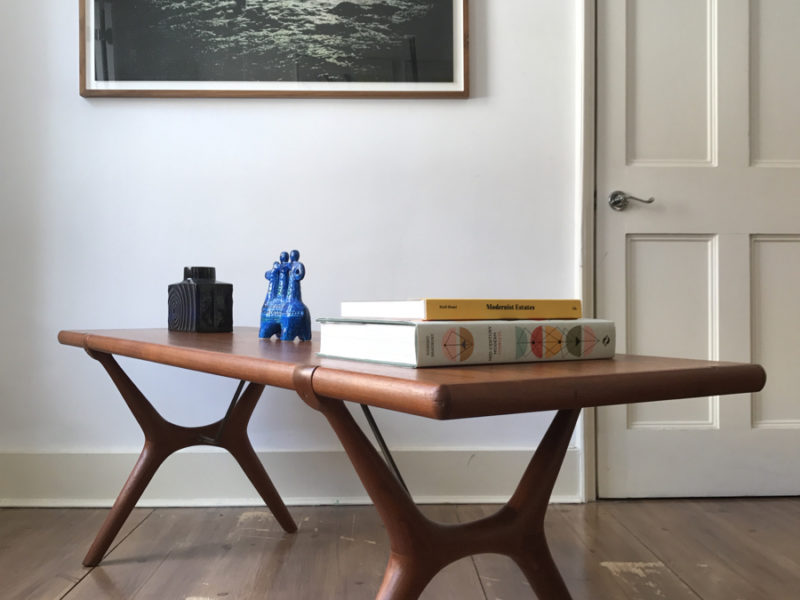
[0,1,582,503]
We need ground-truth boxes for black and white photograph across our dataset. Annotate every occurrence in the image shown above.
[81,0,468,97]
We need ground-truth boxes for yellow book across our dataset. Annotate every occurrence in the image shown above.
[340,298,582,321]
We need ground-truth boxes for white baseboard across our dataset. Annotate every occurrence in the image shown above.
[0,448,583,507]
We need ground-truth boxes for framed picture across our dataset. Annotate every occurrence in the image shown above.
[80,0,469,98]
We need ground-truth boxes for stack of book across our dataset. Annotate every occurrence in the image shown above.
[318,298,615,368]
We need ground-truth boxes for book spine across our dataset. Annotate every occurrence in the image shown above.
[415,320,614,367]
[423,299,582,320]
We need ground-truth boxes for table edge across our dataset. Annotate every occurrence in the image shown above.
[58,329,767,420]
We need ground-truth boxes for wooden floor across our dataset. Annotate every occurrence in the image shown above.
[1,499,798,599]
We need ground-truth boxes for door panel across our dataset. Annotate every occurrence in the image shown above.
[596,0,800,497]
[751,236,800,427]
[626,235,716,430]
[750,0,800,165]
[627,0,715,165]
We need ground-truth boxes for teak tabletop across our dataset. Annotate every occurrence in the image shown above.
[58,327,766,600]
[58,327,765,419]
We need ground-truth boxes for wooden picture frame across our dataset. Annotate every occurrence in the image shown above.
[80,0,469,98]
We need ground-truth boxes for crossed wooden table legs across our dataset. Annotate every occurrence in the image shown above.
[81,350,297,567]
[85,353,576,599]
[294,366,577,600]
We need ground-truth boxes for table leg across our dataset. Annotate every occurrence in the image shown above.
[82,351,296,567]
[294,366,577,600]
[218,388,297,535]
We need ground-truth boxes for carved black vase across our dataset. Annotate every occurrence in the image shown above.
[168,267,233,333]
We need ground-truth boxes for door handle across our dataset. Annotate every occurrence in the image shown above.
[608,190,656,211]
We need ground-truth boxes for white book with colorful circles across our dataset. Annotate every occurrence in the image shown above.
[317,318,615,368]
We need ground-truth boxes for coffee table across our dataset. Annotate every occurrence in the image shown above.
[58,327,765,599]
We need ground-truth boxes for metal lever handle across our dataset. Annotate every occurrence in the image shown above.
[608,190,656,211]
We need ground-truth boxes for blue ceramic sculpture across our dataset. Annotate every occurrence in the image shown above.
[259,250,311,341]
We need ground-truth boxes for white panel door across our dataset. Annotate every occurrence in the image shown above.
[596,0,800,497]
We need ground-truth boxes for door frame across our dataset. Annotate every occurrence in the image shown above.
[576,0,597,501]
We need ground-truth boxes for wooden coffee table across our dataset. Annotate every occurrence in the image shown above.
[58,327,766,599]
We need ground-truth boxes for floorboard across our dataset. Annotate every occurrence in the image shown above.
[66,505,482,600]
[553,503,700,600]
[602,499,800,600]
[0,499,797,600]
[0,508,151,600]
